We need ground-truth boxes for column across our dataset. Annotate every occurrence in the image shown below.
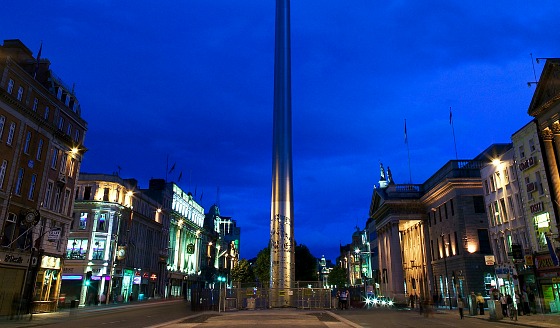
[543,128,560,209]
[390,222,405,302]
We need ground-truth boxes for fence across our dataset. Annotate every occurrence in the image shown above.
[190,286,333,311]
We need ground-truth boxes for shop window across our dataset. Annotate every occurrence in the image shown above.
[92,239,105,260]
[66,238,88,259]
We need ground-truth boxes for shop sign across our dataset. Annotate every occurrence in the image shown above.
[535,255,556,270]
[525,255,534,266]
[0,250,30,267]
[150,274,157,281]
[143,272,149,278]
[485,255,495,266]
[518,156,536,171]
[47,228,62,242]
[133,276,141,284]
[41,256,61,269]
[530,202,544,214]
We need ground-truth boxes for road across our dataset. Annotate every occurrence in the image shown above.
[3,301,558,328]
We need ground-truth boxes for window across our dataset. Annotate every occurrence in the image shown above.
[535,171,544,195]
[494,201,501,225]
[28,174,37,200]
[74,129,80,143]
[44,106,49,120]
[51,148,59,169]
[7,122,16,145]
[473,196,485,213]
[0,115,5,140]
[14,168,24,195]
[56,87,62,99]
[66,238,88,259]
[519,145,525,159]
[53,186,62,212]
[484,180,489,194]
[60,154,68,175]
[500,198,508,222]
[33,98,38,111]
[504,166,510,184]
[62,188,71,214]
[477,229,492,254]
[489,175,496,192]
[529,138,536,152]
[16,86,24,101]
[488,204,494,226]
[64,95,71,106]
[84,186,91,200]
[44,181,53,208]
[1,212,31,249]
[98,213,107,231]
[36,139,43,160]
[103,188,109,201]
[79,212,88,230]
[23,131,32,154]
[444,202,448,219]
[92,239,105,260]
[450,198,455,216]
[7,79,14,94]
[68,158,75,178]
[439,206,442,222]
[75,187,80,200]
[57,117,64,130]
[66,123,72,136]
[0,160,7,190]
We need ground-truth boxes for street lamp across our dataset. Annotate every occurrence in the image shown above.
[441,234,452,310]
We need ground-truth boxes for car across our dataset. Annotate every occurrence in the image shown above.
[372,296,394,307]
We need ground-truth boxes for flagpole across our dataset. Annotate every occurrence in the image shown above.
[405,119,412,184]
[450,107,458,160]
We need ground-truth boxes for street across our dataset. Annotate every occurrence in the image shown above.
[3,300,559,328]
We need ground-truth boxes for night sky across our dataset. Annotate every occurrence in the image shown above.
[2,1,559,262]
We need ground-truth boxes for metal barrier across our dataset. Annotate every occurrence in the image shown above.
[190,286,333,312]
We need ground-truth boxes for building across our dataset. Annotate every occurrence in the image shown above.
[526,58,560,312]
[143,179,205,300]
[63,173,165,305]
[369,147,505,306]
[480,143,532,302]
[204,204,240,288]
[0,39,87,314]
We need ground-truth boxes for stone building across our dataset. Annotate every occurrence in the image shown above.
[0,39,87,314]
[369,146,505,305]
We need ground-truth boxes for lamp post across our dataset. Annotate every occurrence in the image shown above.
[441,234,452,310]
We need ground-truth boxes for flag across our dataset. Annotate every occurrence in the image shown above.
[200,190,203,201]
[404,119,408,144]
[178,171,182,182]
[449,107,453,125]
[34,42,42,79]
[545,235,559,266]
[168,162,176,174]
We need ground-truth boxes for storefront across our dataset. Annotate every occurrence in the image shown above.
[535,254,560,313]
[0,249,30,315]
[31,255,62,313]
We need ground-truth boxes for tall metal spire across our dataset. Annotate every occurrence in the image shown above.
[270,0,294,307]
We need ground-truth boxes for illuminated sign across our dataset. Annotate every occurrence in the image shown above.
[133,276,141,284]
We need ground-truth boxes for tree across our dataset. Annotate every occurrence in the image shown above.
[230,259,254,284]
[295,244,318,281]
[253,246,270,285]
[253,242,320,284]
[327,265,347,288]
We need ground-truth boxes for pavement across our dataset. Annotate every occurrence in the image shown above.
[1,302,559,328]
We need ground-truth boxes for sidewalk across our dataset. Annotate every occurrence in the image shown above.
[0,298,184,328]
[433,307,560,328]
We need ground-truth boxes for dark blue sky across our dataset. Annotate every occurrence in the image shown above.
[2,1,559,262]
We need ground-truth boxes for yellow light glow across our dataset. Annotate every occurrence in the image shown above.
[71,147,79,155]
[467,243,477,253]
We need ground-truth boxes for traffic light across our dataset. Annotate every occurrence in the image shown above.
[85,271,92,286]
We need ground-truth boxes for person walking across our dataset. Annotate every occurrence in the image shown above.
[499,293,508,317]
[522,289,530,315]
[457,296,465,319]
[409,293,415,309]
[476,293,485,315]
